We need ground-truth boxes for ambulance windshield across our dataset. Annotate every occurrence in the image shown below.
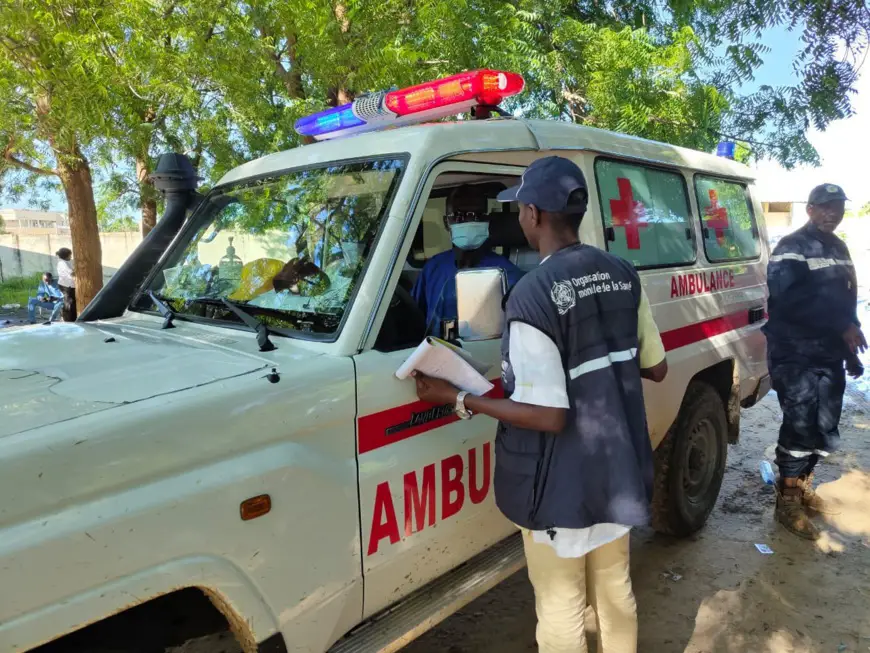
[131,157,406,338]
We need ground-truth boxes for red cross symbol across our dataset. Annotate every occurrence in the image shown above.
[703,190,730,244]
[609,178,648,250]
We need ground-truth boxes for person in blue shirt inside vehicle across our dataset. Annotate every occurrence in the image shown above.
[763,183,865,541]
[412,184,523,333]
[27,272,64,324]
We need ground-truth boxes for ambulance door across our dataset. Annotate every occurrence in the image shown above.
[353,162,523,617]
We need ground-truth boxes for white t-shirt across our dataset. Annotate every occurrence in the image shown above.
[56,259,75,288]
[508,287,664,558]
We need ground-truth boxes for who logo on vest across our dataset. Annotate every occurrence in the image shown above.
[550,280,576,315]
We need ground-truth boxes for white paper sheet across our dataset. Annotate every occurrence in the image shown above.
[396,337,494,396]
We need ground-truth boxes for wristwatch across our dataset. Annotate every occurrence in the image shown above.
[455,391,473,420]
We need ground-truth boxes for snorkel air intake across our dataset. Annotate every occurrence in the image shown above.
[78,153,202,322]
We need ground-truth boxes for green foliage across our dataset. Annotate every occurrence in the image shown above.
[98,212,138,232]
[0,273,43,307]
[860,202,870,217]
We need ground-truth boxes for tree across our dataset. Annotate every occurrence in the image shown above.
[88,1,235,236]
[199,1,727,160]
[0,1,110,309]
[205,0,865,168]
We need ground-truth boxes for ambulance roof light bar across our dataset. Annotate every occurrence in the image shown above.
[295,70,525,141]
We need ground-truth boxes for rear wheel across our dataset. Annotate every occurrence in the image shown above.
[651,381,728,536]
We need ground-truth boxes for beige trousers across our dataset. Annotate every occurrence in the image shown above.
[522,530,637,653]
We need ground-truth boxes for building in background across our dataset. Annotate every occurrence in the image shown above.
[760,200,806,230]
[0,208,70,235]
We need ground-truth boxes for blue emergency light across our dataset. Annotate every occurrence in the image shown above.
[295,70,525,141]
[294,105,365,138]
[716,141,736,159]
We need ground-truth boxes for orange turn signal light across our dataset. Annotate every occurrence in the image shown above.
[240,494,272,521]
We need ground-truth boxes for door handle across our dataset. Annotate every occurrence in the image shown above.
[748,306,765,324]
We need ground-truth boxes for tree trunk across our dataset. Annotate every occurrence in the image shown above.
[56,146,103,312]
[137,156,157,237]
[327,87,354,107]
[327,2,353,107]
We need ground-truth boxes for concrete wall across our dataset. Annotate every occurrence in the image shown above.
[0,232,142,283]
[0,230,296,285]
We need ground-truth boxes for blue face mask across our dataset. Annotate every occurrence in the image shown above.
[450,222,489,251]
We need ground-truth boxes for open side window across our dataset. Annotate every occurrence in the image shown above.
[373,166,527,352]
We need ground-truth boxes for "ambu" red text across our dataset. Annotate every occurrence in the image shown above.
[367,443,492,556]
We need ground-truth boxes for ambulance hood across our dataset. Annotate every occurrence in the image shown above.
[0,320,276,438]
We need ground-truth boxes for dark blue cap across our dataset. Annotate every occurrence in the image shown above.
[497,156,588,212]
[807,183,848,205]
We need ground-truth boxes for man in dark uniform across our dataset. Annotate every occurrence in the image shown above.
[412,157,667,653]
[764,183,865,540]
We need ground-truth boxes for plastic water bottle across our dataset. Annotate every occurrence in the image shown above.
[760,460,776,486]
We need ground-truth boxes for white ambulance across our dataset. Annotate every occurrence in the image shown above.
[0,70,770,653]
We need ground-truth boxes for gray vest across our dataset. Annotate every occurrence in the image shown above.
[495,243,653,531]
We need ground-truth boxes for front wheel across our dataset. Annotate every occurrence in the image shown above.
[651,381,728,537]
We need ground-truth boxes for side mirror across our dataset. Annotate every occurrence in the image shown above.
[456,267,506,341]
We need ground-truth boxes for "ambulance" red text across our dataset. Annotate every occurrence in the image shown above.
[670,269,735,298]
[367,442,492,556]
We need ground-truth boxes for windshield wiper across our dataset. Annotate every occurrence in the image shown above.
[148,291,180,329]
[220,298,277,352]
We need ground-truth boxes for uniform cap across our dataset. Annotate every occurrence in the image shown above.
[807,183,848,205]
[497,156,588,212]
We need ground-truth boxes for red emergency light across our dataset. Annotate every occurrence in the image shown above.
[384,70,525,116]
[294,69,526,141]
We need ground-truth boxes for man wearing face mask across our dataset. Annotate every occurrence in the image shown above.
[412,184,524,332]
[763,183,865,540]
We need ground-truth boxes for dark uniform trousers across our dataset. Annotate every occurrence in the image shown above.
[770,358,845,477]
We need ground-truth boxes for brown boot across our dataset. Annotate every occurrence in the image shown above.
[775,483,820,540]
[798,472,841,515]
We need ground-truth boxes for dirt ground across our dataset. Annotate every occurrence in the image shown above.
[403,386,870,653]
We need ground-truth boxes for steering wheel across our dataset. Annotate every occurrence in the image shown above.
[375,282,427,351]
[394,284,426,333]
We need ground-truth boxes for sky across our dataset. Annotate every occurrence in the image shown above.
[748,26,870,207]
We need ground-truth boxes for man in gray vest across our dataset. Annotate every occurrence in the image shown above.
[413,156,668,653]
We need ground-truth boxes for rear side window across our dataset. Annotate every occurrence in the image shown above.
[595,158,695,269]
[694,175,760,261]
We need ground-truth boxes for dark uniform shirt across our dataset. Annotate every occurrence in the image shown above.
[764,223,859,365]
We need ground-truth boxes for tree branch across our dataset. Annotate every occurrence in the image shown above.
[3,151,58,176]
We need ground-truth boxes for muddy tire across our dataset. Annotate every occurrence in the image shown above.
[651,381,728,537]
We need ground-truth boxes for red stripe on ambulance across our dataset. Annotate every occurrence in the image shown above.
[660,310,751,352]
[358,380,503,454]
[357,309,756,452]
